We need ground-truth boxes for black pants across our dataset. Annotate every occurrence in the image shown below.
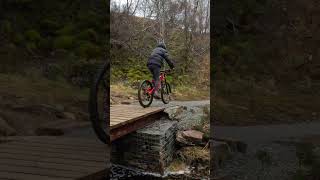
[147,64,161,92]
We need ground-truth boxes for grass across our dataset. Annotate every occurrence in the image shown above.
[213,79,320,125]
[178,146,210,164]
[110,82,209,102]
[0,73,89,110]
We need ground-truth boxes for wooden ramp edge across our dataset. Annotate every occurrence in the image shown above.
[110,105,166,141]
[0,136,108,180]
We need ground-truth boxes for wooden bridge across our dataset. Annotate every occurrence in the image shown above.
[0,105,165,179]
[110,105,166,141]
[0,136,107,180]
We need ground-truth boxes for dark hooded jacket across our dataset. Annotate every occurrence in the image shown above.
[147,44,175,68]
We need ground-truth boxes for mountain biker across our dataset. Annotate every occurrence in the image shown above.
[147,42,175,99]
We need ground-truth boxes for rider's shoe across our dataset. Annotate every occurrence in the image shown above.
[154,91,161,99]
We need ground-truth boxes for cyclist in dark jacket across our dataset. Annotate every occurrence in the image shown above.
[147,42,175,99]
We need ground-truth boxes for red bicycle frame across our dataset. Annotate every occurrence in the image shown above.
[145,72,166,95]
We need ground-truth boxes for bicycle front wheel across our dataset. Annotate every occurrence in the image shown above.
[161,82,171,104]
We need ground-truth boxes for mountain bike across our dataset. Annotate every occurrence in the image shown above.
[138,68,173,108]
[89,62,109,144]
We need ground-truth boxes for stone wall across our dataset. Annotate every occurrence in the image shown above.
[111,119,178,174]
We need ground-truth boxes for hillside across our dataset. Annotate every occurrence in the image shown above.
[213,0,320,125]
[110,3,210,101]
[0,0,107,135]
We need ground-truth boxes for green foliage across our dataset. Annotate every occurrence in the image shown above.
[40,19,60,33]
[25,30,42,42]
[1,20,13,34]
[76,41,101,59]
[56,24,75,35]
[77,29,98,42]
[25,42,37,52]
[218,46,238,61]
[12,33,24,45]
[53,36,74,50]
[39,38,52,51]
[127,68,150,84]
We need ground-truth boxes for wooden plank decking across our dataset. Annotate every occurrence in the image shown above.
[0,136,107,180]
[110,105,165,141]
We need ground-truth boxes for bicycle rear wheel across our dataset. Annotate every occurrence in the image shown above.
[89,62,109,144]
[138,80,153,108]
[161,82,171,104]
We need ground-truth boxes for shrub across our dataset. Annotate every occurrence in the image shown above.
[39,38,52,51]
[76,41,102,59]
[25,42,37,52]
[40,19,60,34]
[218,46,238,61]
[53,36,74,50]
[77,29,98,42]
[56,24,75,35]
[25,30,42,42]
[1,20,12,35]
[12,33,25,45]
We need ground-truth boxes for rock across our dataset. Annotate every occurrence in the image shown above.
[0,117,16,136]
[177,130,203,146]
[56,112,76,120]
[121,101,131,105]
[211,140,232,168]
[164,106,186,121]
[164,105,210,130]
[63,112,76,120]
[213,138,247,153]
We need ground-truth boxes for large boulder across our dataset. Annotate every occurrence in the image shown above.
[177,130,204,146]
[164,104,210,130]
